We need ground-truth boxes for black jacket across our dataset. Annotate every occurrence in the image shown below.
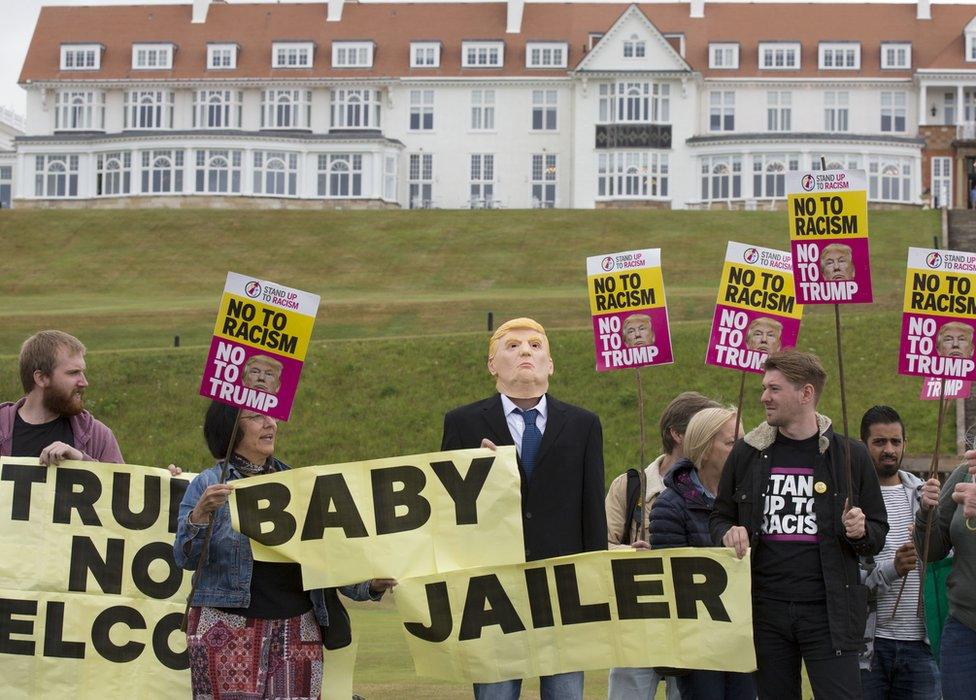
[709,414,888,651]
[649,459,714,549]
[441,393,607,562]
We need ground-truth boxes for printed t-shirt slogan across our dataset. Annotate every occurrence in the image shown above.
[199,272,321,420]
[707,242,803,374]
[586,249,672,372]
[898,247,976,382]
[787,169,872,305]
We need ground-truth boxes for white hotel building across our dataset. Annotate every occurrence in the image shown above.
[9,0,976,210]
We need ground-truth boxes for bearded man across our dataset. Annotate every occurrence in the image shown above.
[0,330,123,465]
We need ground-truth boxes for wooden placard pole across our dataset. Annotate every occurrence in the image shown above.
[735,370,747,434]
[915,378,950,617]
[636,368,646,465]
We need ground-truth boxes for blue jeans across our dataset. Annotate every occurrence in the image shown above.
[940,616,976,700]
[607,667,681,699]
[473,672,583,700]
[860,637,940,700]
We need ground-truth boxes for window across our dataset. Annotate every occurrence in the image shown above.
[597,152,669,199]
[752,154,799,198]
[944,91,957,125]
[471,90,495,130]
[193,90,242,129]
[124,90,173,129]
[623,34,646,58]
[811,154,861,172]
[588,33,604,51]
[409,90,434,131]
[709,91,735,131]
[932,157,952,208]
[408,153,434,208]
[531,154,557,208]
[532,90,557,131]
[384,155,396,201]
[60,44,100,70]
[526,42,567,68]
[868,157,911,202]
[966,89,976,121]
[317,154,363,197]
[132,43,174,70]
[881,43,911,69]
[330,89,381,129]
[411,42,440,68]
[333,42,373,68]
[824,91,849,132]
[966,25,976,62]
[700,155,742,201]
[819,43,860,70]
[881,91,907,132]
[469,154,495,207]
[95,152,131,196]
[194,149,242,194]
[462,42,503,68]
[709,43,739,69]
[141,150,184,194]
[598,83,669,124]
[253,151,299,197]
[261,89,311,129]
[0,166,11,209]
[273,42,313,68]
[767,91,791,132]
[207,44,237,70]
[55,90,104,130]
[759,42,800,69]
[34,155,79,198]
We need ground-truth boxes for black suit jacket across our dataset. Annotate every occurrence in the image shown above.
[441,393,607,562]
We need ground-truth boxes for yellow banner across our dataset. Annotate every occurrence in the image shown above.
[0,458,193,700]
[230,447,525,589]
[587,266,665,315]
[212,292,315,360]
[394,548,756,683]
[716,262,802,319]
[787,190,868,241]
[902,269,976,319]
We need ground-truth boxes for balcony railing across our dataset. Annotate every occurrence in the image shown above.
[957,122,976,140]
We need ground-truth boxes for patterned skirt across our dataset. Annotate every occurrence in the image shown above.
[186,606,323,700]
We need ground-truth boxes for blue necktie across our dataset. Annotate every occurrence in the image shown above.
[518,408,543,480]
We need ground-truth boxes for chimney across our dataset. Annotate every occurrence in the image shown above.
[328,0,344,22]
[192,0,209,24]
[507,0,525,34]
[917,0,931,20]
[690,0,704,18]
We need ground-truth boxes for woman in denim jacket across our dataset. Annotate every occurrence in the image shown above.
[174,401,394,699]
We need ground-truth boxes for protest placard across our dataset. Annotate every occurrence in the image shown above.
[898,247,976,381]
[0,458,192,699]
[919,377,972,401]
[230,447,525,588]
[199,272,320,420]
[394,548,756,683]
[787,169,872,305]
[707,242,803,374]
[586,249,672,372]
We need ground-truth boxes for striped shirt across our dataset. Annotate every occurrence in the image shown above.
[875,484,925,641]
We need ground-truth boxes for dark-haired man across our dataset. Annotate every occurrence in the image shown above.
[858,405,940,700]
[711,350,887,699]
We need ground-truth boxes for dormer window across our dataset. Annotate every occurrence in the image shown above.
[966,20,976,62]
[333,42,373,68]
[462,41,503,68]
[411,42,440,68]
[709,43,739,69]
[881,43,911,69]
[132,43,174,70]
[819,42,860,70]
[759,42,801,70]
[207,44,238,70]
[60,44,101,70]
[526,42,567,68]
[623,34,646,58]
[273,42,313,68]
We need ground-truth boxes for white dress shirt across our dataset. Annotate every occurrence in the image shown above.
[500,394,548,457]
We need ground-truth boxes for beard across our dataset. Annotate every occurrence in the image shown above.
[43,384,84,416]
[876,457,901,479]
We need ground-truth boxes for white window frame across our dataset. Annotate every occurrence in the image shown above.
[597,82,670,124]
[818,42,860,70]
[408,153,434,209]
[383,155,396,201]
[759,42,801,70]
[751,153,800,199]
[531,153,558,208]
[966,27,976,62]
[868,156,912,203]
[526,42,567,68]
[132,43,174,70]
[55,90,105,131]
[880,42,911,69]
[207,44,238,70]
[124,90,174,130]
[141,149,184,194]
[623,34,646,59]
[330,89,381,129]
[766,91,792,132]
[824,91,850,132]
[709,43,739,69]
[470,89,495,131]
[531,90,558,131]
[700,155,742,201]
[462,41,504,68]
[272,42,314,68]
[880,91,907,133]
[317,154,364,198]
[709,91,735,132]
[469,154,495,208]
[95,151,132,197]
[597,152,669,200]
[194,149,243,195]
[932,156,952,209]
[60,44,101,70]
[410,42,440,68]
[332,42,374,68]
[253,151,299,197]
[193,90,242,129]
[34,155,79,198]
[409,89,434,131]
[261,89,312,129]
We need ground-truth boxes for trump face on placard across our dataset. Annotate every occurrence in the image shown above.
[242,354,283,394]
[819,243,855,282]
[746,317,783,353]
[937,321,975,359]
[621,313,654,348]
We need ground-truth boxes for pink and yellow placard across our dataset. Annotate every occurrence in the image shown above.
[199,272,320,420]
[706,242,803,374]
[586,249,672,372]
[787,169,872,305]
[899,248,976,382]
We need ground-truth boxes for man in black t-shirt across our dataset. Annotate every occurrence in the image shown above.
[710,350,887,699]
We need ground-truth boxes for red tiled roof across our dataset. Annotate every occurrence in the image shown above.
[18,2,976,84]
